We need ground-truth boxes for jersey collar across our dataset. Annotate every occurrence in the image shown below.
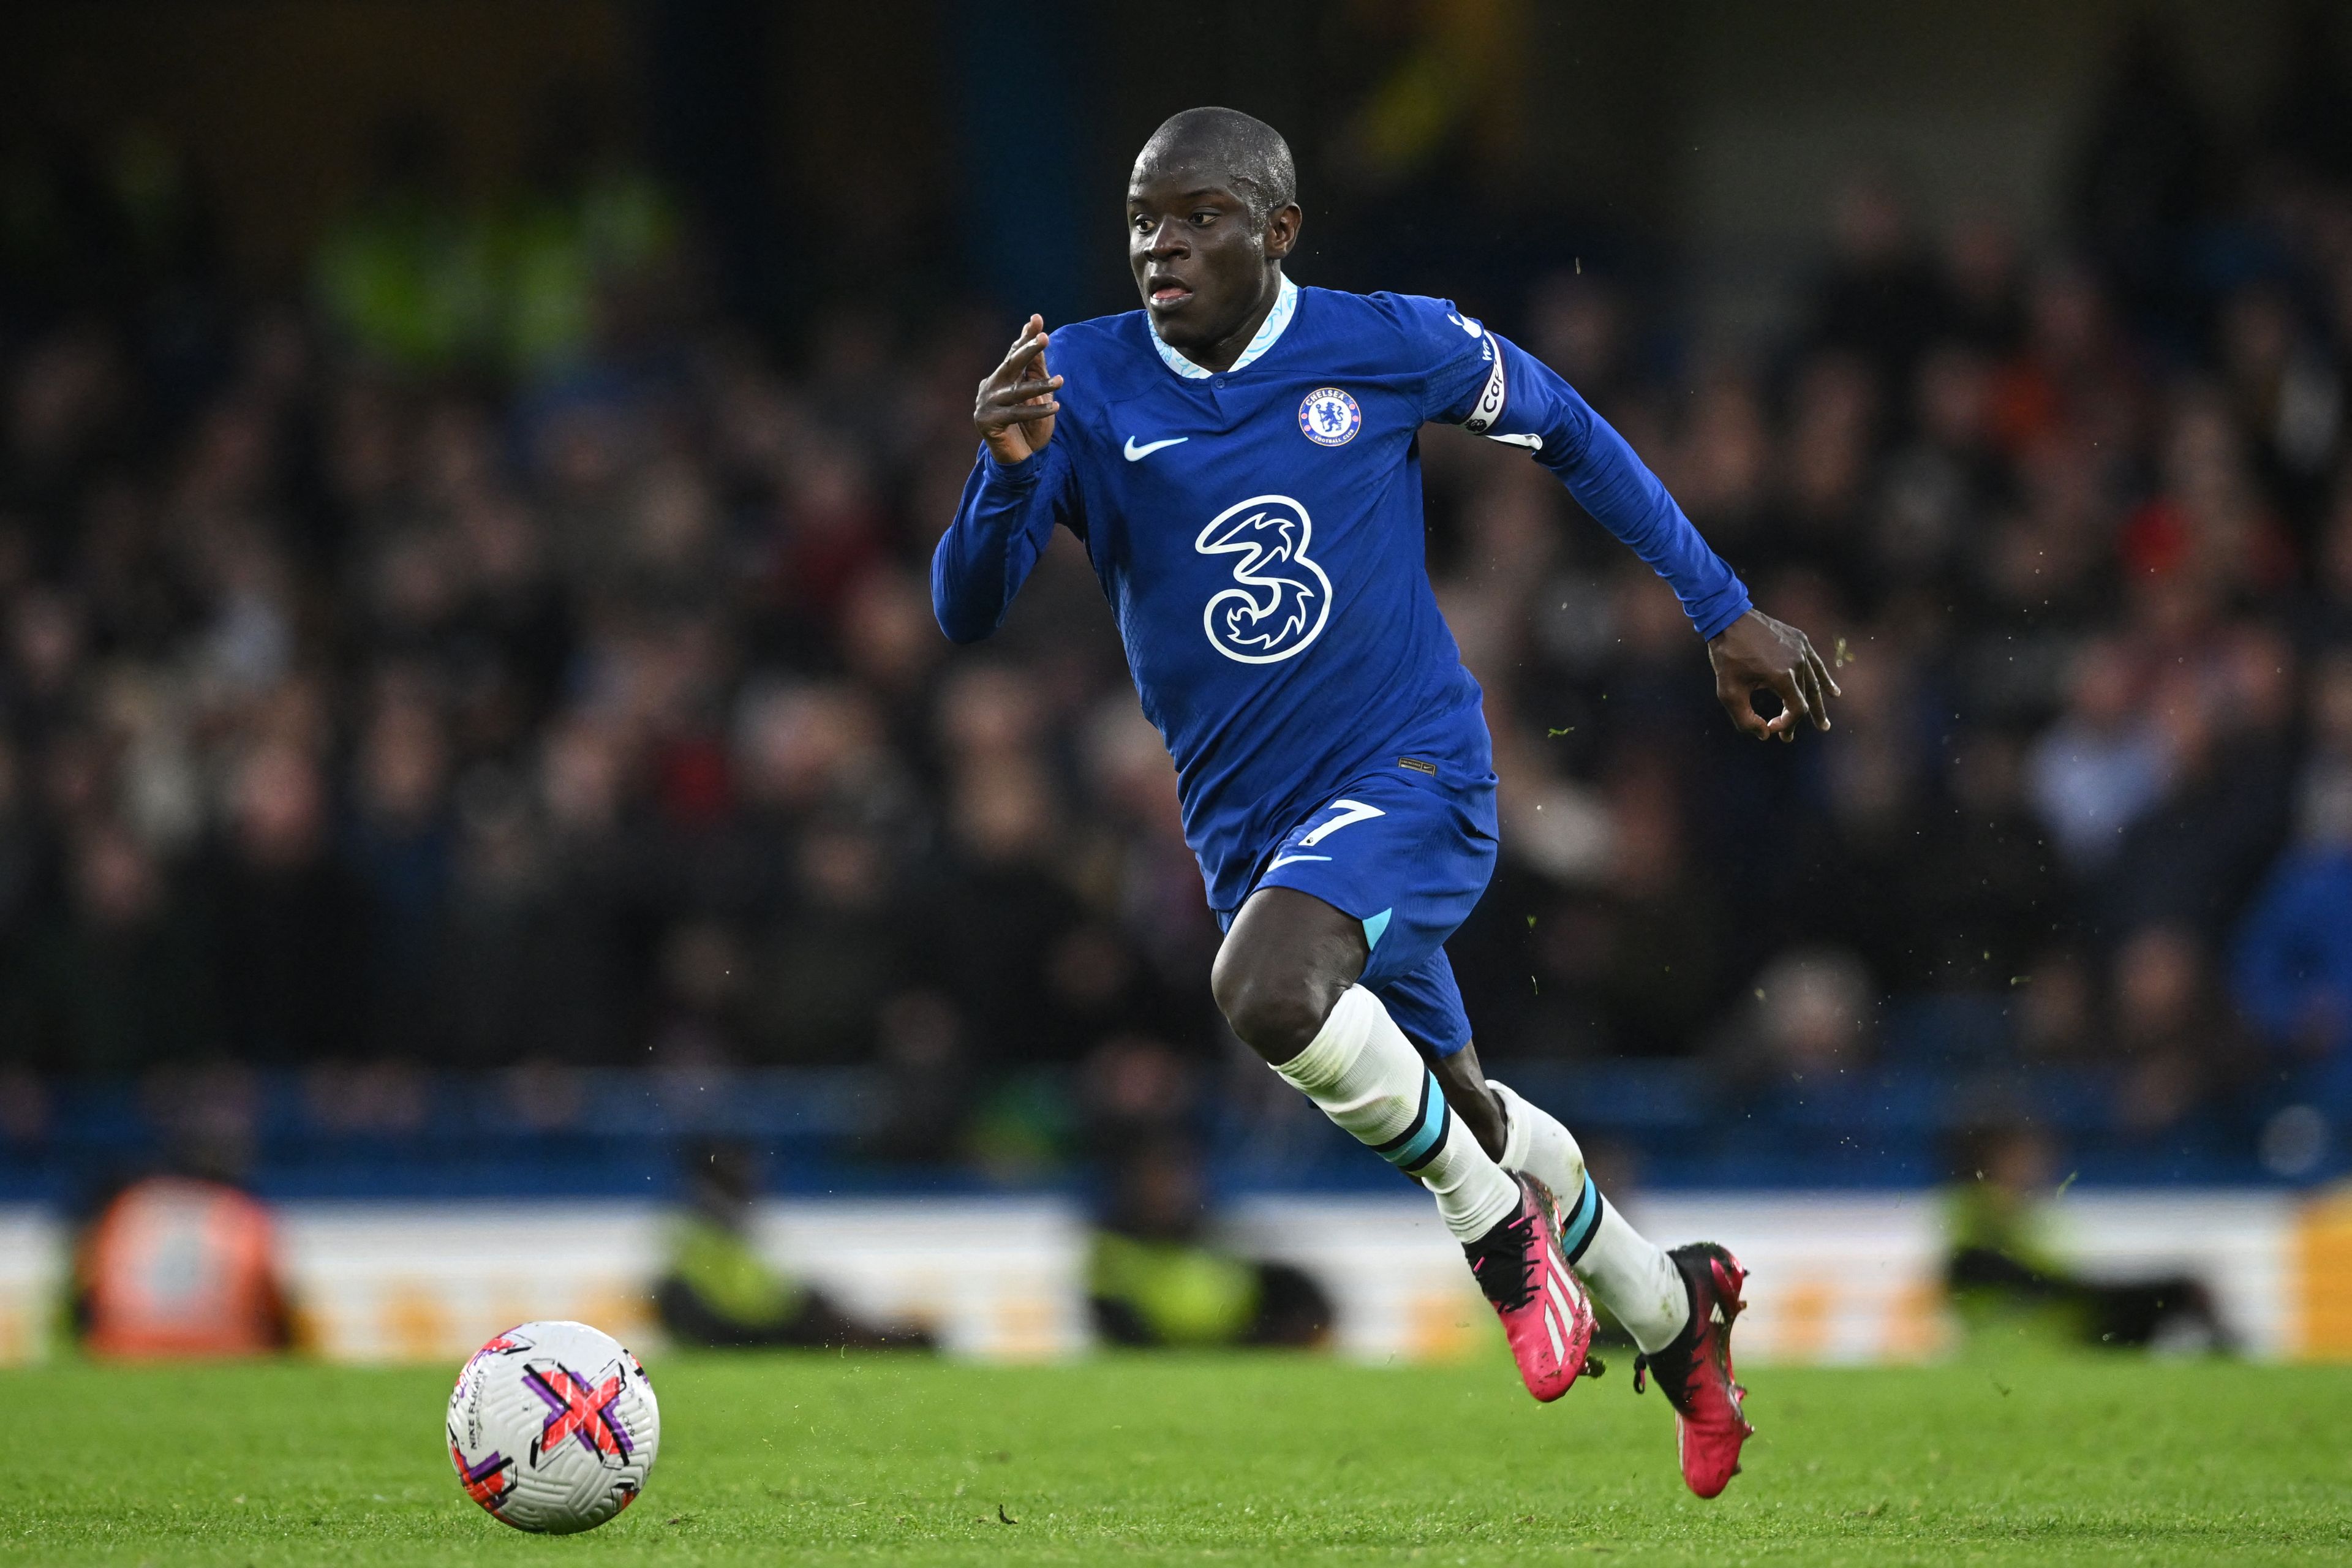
[1150,274,1298,380]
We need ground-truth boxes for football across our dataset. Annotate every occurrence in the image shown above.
[445,1320,660,1534]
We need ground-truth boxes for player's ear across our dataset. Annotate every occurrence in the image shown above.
[1264,203,1302,262]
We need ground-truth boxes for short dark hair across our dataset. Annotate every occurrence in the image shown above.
[1135,107,1297,228]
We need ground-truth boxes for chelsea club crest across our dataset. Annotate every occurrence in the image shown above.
[1298,387,1362,447]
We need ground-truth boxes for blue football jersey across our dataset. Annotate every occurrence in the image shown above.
[934,278,1749,912]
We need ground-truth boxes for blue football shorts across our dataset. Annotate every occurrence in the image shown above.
[1213,765,1498,1058]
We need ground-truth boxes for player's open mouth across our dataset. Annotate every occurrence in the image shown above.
[1147,276,1192,307]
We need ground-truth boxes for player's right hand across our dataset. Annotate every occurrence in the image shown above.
[974,314,1062,466]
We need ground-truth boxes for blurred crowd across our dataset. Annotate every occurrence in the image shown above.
[6,28,2352,1180]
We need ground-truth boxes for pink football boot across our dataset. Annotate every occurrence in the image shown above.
[1463,1174,1594,1402]
[1635,1242,1755,1498]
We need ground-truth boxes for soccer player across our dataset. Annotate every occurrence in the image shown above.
[933,108,1838,1497]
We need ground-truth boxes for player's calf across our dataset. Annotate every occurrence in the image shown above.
[1268,985,1518,1239]
[1216,893,1595,1403]
[1262,984,1591,1401]
[1485,1079,1692,1354]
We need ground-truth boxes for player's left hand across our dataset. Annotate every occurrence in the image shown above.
[1708,609,1839,743]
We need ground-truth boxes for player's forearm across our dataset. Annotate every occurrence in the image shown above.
[1548,417,1751,641]
[932,447,1059,643]
[1467,335,1750,641]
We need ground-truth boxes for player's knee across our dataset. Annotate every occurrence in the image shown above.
[1212,955,1332,1064]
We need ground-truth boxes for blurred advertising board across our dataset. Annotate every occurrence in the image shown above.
[0,1191,2337,1364]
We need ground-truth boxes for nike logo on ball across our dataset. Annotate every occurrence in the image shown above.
[1124,435,1188,461]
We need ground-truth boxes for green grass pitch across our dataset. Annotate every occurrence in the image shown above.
[6,1351,2346,1565]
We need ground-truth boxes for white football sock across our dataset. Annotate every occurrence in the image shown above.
[1489,1078,1691,1352]
[1275,986,1520,1243]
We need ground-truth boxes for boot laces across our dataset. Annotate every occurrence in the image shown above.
[1466,1208,1538,1311]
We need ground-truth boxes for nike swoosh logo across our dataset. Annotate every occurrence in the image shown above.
[1265,854,1332,870]
[1123,435,1189,461]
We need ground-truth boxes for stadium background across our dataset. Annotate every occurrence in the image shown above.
[6,0,2352,1363]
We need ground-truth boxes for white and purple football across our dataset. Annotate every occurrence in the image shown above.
[447,1319,660,1533]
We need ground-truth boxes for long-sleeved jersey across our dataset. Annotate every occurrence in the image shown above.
[933,278,1749,911]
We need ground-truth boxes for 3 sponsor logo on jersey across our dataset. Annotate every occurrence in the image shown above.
[1195,494,1332,664]
[1298,387,1362,447]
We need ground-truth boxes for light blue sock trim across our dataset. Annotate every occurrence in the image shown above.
[1362,908,1392,949]
[1379,1072,1448,1169]
[1559,1174,1603,1259]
